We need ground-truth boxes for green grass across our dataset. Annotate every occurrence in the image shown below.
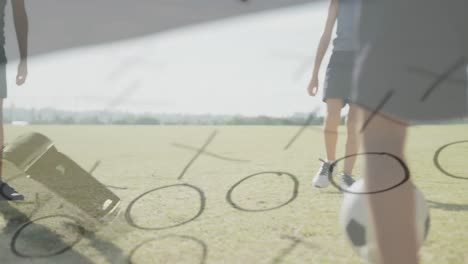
[0,124,467,264]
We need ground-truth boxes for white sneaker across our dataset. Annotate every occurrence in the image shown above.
[338,171,356,192]
[312,159,334,188]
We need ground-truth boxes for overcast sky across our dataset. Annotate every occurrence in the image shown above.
[6,1,336,117]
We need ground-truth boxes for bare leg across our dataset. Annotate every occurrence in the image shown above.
[343,105,359,175]
[358,108,418,264]
[0,99,3,180]
[323,99,343,161]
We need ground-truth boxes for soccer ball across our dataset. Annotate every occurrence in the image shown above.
[339,179,430,263]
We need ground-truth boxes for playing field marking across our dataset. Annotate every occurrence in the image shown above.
[420,56,466,101]
[105,81,142,111]
[107,55,165,82]
[350,58,466,133]
[271,235,318,264]
[105,185,129,190]
[359,90,395,133]
[292,56,314,81]
[89,160,129,190]
[283,112,318,150]
[102,52,167,112]
[128,234,208,264]
[27,193,41,219]
[328,152,410,194]
[125,183,206,230]
[407,66,466,85]
[359,58,468,133]
[10,214,86,258]
[433,140,468,180]
[177,130,218,180]
[226,171,299,212]
[283,108,331,150]
[88,160,101,174]
[172,142,250,163]
[280,235,318,249]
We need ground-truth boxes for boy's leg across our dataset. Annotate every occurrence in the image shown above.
[352,1,467,262]
[358,108,417,264]
[336,104,360,190]
[343,104,359,175]
[0,98,4,180]
[0,99,24,201]
[312,99,342,188]
[323,98,343,161]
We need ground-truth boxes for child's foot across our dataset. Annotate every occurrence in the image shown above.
[338,172,355,191]
[312,159,334,188]
[0,180,24,201]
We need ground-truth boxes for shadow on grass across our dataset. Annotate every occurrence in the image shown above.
[1,201,126,263]
[85,231,128,264]
[0,201,93,262]
[427,200,468,212]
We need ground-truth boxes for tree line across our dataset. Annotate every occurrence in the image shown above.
[4,107,327,126]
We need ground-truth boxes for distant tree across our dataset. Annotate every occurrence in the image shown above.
[79,116,104,125]
[57,116,75,124]
[134,116,160,125]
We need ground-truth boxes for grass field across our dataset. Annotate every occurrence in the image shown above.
[0,124,467,264]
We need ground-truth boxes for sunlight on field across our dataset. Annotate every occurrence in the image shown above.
[0,125,467,264]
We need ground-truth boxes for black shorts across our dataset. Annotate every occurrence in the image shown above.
[351,0,468,122]
[323,51,355,106]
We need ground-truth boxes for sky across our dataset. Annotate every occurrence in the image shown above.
[6,1,337,117]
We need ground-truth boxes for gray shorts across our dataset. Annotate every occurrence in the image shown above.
[0,48,6,99]
[351,0,468,122]
[323,51,355,106]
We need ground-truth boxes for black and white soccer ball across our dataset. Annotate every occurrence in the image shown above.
[339,179,430,263]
